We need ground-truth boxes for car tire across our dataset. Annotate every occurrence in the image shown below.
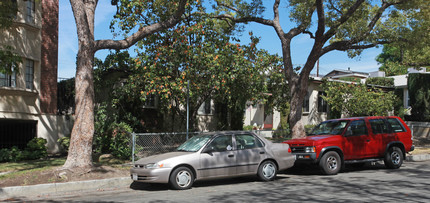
[169,166,194,190]
[319,151,341,175]
[384,146,403,169]
[257,160,277,181]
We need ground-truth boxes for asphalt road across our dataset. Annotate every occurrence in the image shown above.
[20,160,430,203]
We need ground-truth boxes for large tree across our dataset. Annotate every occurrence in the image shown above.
[213,0,418,138]
[64,0,187,169]
[376,0,430,75]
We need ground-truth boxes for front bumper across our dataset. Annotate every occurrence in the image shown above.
[130,167,172,183]
[293,152,318,163]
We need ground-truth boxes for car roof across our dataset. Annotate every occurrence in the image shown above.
[324,116,400,122]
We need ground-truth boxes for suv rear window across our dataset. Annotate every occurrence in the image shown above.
[369,119,390,134]
[387,118,406,132]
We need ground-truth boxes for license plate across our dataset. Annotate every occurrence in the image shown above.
[132,173,138,181]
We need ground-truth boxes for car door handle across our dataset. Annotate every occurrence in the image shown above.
[259,151,265,154]
[228,154,234,158]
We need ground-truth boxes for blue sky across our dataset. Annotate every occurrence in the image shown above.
[58,1,382,79]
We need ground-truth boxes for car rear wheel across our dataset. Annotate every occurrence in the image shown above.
[384,146,403,169]
[169,166,194,190]
[319,151,341,175]
[257,160,277,181]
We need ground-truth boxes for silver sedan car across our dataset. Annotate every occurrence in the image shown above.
[130,131,295,190]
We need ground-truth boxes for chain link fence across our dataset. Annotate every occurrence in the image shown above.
[131,130,292,163]
[131,132,199,163]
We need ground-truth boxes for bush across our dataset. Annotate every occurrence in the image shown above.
[57,136,70,153]
[243,125,253,131]
[365,77,394,87]
[0,138,47,162]
[109,122,133,160]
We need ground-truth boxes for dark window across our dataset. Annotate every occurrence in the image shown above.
[303,92,310,113]
[345,120,367,136]
[206,135,232,152]
[25,59,34,90]
[0,66,16,87]
[235,134,264,150]
[387,118,406,132]
[369,119,390,134]
[0,119,37,149]
[26,0,35,23]
[318,91,328,113]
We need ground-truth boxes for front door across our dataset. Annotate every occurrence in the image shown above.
[199,135,236,178]
[343,120,374,159]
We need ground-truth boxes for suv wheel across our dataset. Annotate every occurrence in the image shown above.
[384,146,403,169]
[319,151,341,175]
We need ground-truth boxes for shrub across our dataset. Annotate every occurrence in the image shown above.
[109,122,133,160]
[243,125,253,131]
[0,138,47,162]
[57,135,70,153]
[365,77,394,87]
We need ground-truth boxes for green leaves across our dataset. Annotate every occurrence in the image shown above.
[321,81,396,117]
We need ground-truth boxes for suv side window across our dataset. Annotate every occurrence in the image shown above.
[235,134,263,150]
[387,118,406,132]
[369,119,390,134]
[345,120,367,136]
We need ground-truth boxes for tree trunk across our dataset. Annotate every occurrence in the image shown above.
[289,83,307,139]
[63,43,95,168]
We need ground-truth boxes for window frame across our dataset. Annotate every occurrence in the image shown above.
[25,59,34,90]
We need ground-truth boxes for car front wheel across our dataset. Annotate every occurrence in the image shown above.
[169,166,194,190]
[257,160,277,181]
[384,146,403,169]
[319,151,341,175]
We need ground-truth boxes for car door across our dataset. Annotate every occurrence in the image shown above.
[199,134,236,178]
[343,119,373,159]
[234,133,267,175]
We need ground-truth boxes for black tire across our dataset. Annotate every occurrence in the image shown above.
[257,160,277,181]
[384,146,403,169]
[169,166,194,190]
[319,151,341,175]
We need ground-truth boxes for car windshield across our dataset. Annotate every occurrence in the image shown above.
[309,120,349,136]
[176,134,212,152]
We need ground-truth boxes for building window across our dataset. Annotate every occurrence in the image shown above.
[198,99,212,115]
[318,91,328,113]
[302,92,309,113]
[25,59,34,90]
[26,0,35,23]
[143,94,156,108]
[0,66,16,87]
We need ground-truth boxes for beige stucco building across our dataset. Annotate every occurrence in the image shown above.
[0,0,72,153]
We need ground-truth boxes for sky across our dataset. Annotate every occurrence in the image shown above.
[58,1,382,79]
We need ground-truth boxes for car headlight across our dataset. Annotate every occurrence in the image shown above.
[305,146,316,153]
[145,163,164,169]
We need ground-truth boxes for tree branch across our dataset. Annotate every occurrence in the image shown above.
[94,0,187,51]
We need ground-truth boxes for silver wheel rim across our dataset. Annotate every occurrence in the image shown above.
[391,151,401,165]
[176,170,191,188]
[327,156,338,171]
[262,163,276,179]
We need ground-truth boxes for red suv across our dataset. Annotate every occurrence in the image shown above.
[284,116,414,175]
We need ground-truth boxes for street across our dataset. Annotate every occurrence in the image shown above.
[23,160,430,202]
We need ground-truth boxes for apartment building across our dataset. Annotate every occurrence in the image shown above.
[0,0,71,153]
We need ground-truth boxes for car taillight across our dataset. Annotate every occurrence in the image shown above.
[288,147,292,153]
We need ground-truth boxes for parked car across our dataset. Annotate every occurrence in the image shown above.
[131,131,295,189]
[284,116,414,175]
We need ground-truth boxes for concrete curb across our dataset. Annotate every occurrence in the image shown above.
[0,177,132,200]
[406,154,430,162]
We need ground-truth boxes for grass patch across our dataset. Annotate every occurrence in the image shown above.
[0,157,66,173]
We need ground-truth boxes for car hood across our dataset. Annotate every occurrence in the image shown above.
[135,151,192,164]
[284,135,335,146]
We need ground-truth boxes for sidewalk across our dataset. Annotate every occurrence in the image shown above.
[1,153,429,200]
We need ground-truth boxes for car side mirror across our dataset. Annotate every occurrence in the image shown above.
[202,147,214,154]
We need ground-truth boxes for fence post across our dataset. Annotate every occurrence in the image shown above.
[132,132,136,164]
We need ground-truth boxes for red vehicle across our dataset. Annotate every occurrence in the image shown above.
[284,116,414,175]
